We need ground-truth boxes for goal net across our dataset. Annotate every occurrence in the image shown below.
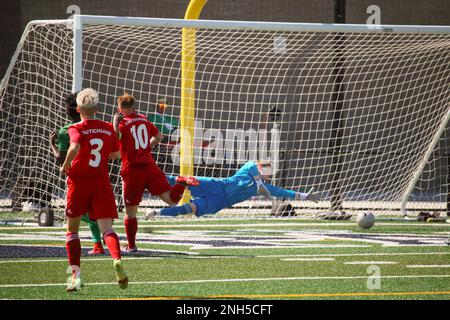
[0,16,449,222]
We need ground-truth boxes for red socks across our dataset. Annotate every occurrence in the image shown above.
[169,184,186,203]
[103,230,121,260]
[66,232,81,269]
[124,216,138,249]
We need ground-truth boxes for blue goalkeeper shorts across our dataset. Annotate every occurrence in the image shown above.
[167,175,229,216]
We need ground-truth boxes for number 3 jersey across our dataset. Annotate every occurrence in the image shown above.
[68,119,119,178]
[118,113,159,173]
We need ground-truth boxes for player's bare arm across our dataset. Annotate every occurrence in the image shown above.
[150,131,163,148]
[109,150,120,160]
[49,130,63,161]
[61,142,80,173]
[112,112,124,138]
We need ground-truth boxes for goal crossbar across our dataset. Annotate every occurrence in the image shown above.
[76,15,450,34]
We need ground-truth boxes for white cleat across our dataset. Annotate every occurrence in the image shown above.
[144,209,157,220]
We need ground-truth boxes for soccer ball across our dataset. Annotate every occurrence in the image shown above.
[356,212,375,229]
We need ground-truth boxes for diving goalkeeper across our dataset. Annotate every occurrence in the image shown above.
[145,161,320,218]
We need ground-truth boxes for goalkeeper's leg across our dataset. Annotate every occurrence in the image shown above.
[80,214,105,255]
[166,175,221,198]
[146,196,224,218]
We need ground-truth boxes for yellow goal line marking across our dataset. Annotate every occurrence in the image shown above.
[104,290,450,300]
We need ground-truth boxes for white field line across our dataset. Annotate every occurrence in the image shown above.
[0,243,195,254]
[0,257,165,264]
[407,265,450,268]
[0,221,448,231]
[1,274,450,289]
[191,244,371,250]
[0,251,447,264]
[258,252,450,258]
[281,258,335,261]
[344,261,398,265]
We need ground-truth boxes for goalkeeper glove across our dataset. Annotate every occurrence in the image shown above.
[255,177,271,199]
[295,187,321,203]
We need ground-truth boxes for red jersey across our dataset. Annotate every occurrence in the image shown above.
[68,119,119,178]
[118,113,159,171]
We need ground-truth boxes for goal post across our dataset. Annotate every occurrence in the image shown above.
[179,0,208,204]
[0,15,449,222]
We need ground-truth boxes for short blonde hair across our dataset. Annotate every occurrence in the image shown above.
[76,88,99,109]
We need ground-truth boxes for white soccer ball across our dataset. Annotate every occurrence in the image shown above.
[356,212,375,229]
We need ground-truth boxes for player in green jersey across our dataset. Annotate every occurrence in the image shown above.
[147,97,179,136]
[49,92,105,255]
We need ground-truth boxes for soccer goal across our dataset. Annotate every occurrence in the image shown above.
[0,15,449,222]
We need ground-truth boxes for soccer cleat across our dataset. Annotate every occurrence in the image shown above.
[144,209,157,220]
[176,176,200,187]
[121,245,138,254]
[113,260,129,290]
[88,242,105,255]
[66,274,84,292]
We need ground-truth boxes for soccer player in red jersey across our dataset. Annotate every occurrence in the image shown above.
[61,88,128,292]
[113,93,198,253]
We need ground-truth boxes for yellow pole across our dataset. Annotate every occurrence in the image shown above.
[180,0,207,204]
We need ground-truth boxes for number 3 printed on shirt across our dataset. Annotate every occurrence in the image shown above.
[130,124,149,150]
[89,138,103,168]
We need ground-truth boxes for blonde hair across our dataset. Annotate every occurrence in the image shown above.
[76,88,99,109]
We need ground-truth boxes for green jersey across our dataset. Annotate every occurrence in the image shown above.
[147,113,178,135]
[56,123,72,152]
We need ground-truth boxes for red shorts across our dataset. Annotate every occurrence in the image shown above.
[65,175,118,220]
[121,162,171,206]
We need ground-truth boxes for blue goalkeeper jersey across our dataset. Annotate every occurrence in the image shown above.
[222,161,296,206]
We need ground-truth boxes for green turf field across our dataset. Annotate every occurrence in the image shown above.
[0,216,449,300]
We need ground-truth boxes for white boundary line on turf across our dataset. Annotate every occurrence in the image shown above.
[407,265,450,268]
[1,221,448,231]
[343,261,398,265]
[281,258,335,261]
[0,251,448,264]
[1,274,450,289]
[257,251,449,258]
[0,257,165,264]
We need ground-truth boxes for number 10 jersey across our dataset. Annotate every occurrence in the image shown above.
[118,113,159,173]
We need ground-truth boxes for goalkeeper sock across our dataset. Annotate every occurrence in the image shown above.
[160,203,193,217]
[169,184,185,203]
[81,214,102,244]
[124,216,138,249]
[66,232,81,268]
[103,230,121,260]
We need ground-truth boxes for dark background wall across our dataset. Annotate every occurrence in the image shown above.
[1,0,450,79]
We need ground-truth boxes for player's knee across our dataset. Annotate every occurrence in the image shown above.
[67,216,81,233]
[125,206,138,218]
